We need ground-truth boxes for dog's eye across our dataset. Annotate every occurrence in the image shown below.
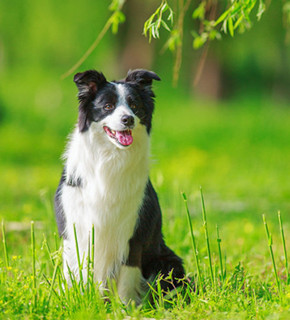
[104,104,114,111]
[131,105,137,110]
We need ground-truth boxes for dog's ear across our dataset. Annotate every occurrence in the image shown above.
[74,70,107,100]
[73,70,107,132]
[125,69,161,88]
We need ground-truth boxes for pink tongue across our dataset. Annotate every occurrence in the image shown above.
[115,130,133,146]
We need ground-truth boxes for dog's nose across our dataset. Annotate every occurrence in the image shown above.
[121,115,135,127]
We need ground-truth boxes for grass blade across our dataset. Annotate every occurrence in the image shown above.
[54,232,59,251]
[278,211,289,284]
[31,221,37,308]
[43,234,54,266]
[1,220,9,268]
[91,224,95,283]
[216,225,225,283]
[46,248,62,306]
[200,187,214,287]
[87,231,91,295]
[262,214,281,295]
[73,224,83,284]
[182,192,203,293]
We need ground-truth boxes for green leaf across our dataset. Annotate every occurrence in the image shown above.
[110,11,126,34]
[193,33,208,49]
[234,15,244,30]
[151,23,157,39]
[214,8,231,26]
[257,0,265,21]
[167,8,174,24]
[161,20,171,32]
[209,29,221,41]
[109,0,125,12]
[161,2,168,13]
[222,19,228,34]
[143,0,173,42]
[228,17,234,37]
[231,3,243,16]
[192,1,206,20]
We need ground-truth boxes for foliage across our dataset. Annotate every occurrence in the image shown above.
[143,0,268,84]
[143,0,174,42]
[59,0,274,82]
[192,0,266,49]
[59,0,270,81]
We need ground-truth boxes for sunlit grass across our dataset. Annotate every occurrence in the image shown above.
[1,193,290,319]
[0,86,289,318]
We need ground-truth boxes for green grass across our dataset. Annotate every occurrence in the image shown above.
[0,82,290,318]
[1,196,290,319]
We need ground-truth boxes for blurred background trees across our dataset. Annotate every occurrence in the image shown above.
[0,0,289,236]
[0,0,289,103]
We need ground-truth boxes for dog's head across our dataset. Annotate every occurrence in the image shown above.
[73,69,160,149]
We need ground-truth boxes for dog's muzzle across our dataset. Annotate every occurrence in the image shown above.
[103,126,133,147]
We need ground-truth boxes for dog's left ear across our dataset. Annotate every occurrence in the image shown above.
[73,70,107,100]
[125,69,161,88]
[73,70,107,132]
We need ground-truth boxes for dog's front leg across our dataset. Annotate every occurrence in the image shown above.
[117,265,144,305]
[117,240,145,305]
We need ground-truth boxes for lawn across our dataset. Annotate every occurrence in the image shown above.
[0,80,290,319]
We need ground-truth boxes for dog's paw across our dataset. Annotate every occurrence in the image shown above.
[117,266,145,305]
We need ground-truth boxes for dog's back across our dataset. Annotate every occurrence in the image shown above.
[55,69,185,303]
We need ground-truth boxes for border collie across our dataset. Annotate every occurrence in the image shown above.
[54,69,185,304]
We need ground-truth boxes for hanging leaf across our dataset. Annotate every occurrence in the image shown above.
[143,0,174,42]
[110,11,126,34]
[257,0,266,21]
[192,1,206,20]
[228,17,234,37]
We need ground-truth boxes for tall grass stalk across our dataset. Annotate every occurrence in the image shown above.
[200,187,214,287]
[73,223,84,290]
[216,225,225,283]
[43,234,54,266]
[43,234,66,299]
[278,211,289,284]
[262,214,281,295]
[54,232,59,251]
[46,250,62,306]
[87,231,91,295]
[182,192,203,293]
[1,220,9,268]
[31,221,37,308]
[91,224,95,284]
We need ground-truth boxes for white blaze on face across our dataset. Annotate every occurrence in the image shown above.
[114,83,136,125]
[101,83,138,148]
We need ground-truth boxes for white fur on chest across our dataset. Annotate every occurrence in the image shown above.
[61,123,150,283]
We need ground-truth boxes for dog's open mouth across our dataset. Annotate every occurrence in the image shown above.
[103,126,133,147]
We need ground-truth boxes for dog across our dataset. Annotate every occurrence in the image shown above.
[54,69,185,304]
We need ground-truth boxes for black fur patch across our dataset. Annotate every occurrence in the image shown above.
[127,180,185,291]
[66,175,82,188]
[74,70,108,132]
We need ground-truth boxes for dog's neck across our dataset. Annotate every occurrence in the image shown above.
[64,123,150,190]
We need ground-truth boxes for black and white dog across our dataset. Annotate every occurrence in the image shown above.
[54,69,185,303]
